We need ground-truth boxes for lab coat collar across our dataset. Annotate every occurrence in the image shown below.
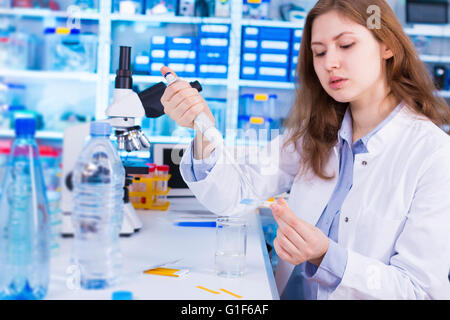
[334,101,409,157]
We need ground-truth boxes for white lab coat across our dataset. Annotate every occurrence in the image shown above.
[180,103,450,299]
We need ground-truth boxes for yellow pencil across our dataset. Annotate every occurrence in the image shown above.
[220,288,243,298]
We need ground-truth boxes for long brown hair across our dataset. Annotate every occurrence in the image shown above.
[285,0,450,180]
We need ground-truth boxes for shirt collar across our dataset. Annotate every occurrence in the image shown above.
[337,101,404,151]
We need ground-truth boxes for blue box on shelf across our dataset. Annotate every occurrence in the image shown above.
[149,61,166,75]
[150,48,166,62]
[259,27,292,41]
[199,37,229,51]
[238,115,274,141]
[241,52,258,67]
[167,36,198,50]
[257,66,289,82]
[151,35,167,49]
[293,29,302,42]
[240,93,277,118]
[198,50,228,64]
[133,53,150,74]
[240,65,257,80]
[258,52,289,68]
[198,64,228,78]
[242,39,259,53]
[242,0,271,20]
[199,24,230,38]
[167,62,196,77]
[259,39,290,54]
[167,49,197,63]
[242,26,259,40]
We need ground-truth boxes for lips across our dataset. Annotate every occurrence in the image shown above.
[329,76,348,89]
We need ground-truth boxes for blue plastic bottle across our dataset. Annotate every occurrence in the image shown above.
[71,122,125,289]
[0,118,51,300]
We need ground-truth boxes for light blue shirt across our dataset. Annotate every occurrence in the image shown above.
[181,103,403,299]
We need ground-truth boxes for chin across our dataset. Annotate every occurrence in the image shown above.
[328,92,353,103]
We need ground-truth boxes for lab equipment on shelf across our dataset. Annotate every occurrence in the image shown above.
[242,0,270,20]
[0,30,37,70]
[71,122,125,289]
[0,118,51,300]
[113,0,144,15]
[146,0,177,15]
[42,27,98,72]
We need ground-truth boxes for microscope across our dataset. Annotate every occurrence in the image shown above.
[61,46,202,236]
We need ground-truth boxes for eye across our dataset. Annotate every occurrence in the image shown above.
[341,42,354,49]
[314,51,326,57]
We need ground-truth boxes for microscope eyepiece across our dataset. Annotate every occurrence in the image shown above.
[116,46,133,89]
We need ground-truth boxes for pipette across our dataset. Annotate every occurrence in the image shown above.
[163,72,267,210]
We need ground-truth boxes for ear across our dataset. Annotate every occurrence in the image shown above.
[381,43,393,60]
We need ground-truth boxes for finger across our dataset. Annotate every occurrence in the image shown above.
[276,230,302,258]
[180,102,206,126]
[276,217,306,251]
[272,199,312,237]
[273,237,294,264]
[161,80,192,103]
[172,95,204,122]
[160,66,177,78]
[168,87,200,110]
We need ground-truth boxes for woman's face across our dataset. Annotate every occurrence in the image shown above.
[311,10,392,104]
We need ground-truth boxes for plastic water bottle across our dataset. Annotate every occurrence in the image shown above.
[0,118,51,300]
[71,122,125,289]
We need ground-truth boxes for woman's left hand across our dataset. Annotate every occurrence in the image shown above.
[271,198,330,266]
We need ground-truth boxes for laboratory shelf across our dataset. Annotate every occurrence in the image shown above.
[0,69,99,82]
[241,19,304,29]
[110,13,231,25]
[0,129,63,140]
[0,8,100,20]
[239,79,295,90]
[439,90,450,98]
[404,24,450,38]
[419,55,450,64]
[130,75,228,86]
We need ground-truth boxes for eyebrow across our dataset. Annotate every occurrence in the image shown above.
[311,32,355,46]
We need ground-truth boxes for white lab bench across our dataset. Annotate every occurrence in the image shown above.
[46,197,279,300]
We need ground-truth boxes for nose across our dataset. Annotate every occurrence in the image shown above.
[324,47,340,71]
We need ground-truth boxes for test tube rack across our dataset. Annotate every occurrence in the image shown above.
[129,174,171,211]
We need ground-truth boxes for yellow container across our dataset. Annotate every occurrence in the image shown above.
[129,174,171,211]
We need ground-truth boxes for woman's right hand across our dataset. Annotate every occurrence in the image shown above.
[160,66,215,130]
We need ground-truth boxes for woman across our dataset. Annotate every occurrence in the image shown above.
[160,0,450,299]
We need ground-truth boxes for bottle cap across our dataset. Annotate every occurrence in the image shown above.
[15,117,36,136]
[112,291,133,300]
[90,122,111,136]
[157,165,170,172]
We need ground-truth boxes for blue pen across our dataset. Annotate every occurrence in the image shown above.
[175,221,217,227]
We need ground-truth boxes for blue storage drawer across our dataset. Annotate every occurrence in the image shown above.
[242,26,259,39]
[240,65,257,80]
[258,52,289,68]
[133,54,150,74]
[149,61,166,75]
[293,29,302,42]
[167,62,197,77]
[242,39,259,53]
[199,24,230,38]
[151,35,167,49]
[198,64,228,78]
[257,66,289,82]
[199,37,229,51]
[259,39,290,54]
[166,49,197,63]
[198,50,228,64]
[150,49,166,62]
[241,52,258,66]
[259,27,292,41]
[167,37,198,50]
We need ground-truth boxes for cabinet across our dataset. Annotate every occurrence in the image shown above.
[0,0,449,143]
